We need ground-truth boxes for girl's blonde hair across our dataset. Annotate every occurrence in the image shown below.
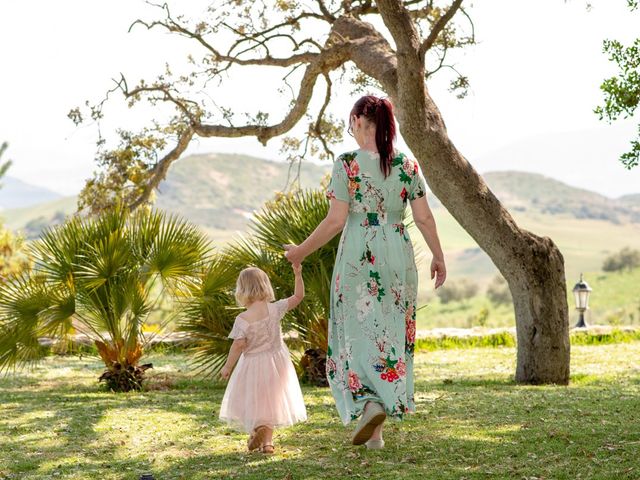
[234,267,275,307]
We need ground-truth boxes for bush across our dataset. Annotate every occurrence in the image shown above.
[0,207,210,391]
[602,247,640,272]
[436,278,479,304]
[477,307,490,326]
[486,274,512,306]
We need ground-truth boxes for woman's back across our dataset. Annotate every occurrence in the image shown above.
[326,149,426,224]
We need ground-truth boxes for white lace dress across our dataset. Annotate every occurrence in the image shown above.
[219,299,307,432]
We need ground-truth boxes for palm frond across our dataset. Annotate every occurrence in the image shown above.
[177,254,241,376]
[0,274,50,371]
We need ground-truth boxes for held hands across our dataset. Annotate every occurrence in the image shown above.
[291,263,303,275]
[431,257,447,289]
[283,243,305,266]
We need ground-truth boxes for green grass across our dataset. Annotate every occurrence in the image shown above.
[415,331,516,350]
[414,328,640,351]
[1,344,639,479]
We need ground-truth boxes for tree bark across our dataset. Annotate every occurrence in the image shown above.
[334,13,570,385]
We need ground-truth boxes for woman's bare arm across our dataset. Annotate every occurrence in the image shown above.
[410,195,447,288]
[284,198,349,264]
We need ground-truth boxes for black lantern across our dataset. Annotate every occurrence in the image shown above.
[572,273,592,328]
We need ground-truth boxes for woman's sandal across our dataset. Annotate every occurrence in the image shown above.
[247,425,268,451]
[261,444,275,455]
[365,439,385,450]
[351,402,386,445]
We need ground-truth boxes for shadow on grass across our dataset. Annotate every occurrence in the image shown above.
[1,353,639,480]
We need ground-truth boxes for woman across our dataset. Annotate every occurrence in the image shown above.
[284,95,446,449]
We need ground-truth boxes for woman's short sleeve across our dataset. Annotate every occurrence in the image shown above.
[272,299,290,321]
[228,317,247,340]
[326,156,350,203]
[408,159,427,201]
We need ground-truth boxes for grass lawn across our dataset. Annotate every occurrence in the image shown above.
[1,344,639,479]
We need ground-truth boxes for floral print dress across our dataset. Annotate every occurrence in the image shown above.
[325,148,426,425]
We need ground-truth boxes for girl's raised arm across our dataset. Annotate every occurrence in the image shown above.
[287,263,305,310]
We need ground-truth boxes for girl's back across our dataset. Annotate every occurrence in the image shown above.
[229,300,289,356]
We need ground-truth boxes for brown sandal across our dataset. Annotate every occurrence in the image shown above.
[261,444,275,455]
[247,425,268,451]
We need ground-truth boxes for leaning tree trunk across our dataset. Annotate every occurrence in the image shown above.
[333,10,570,384]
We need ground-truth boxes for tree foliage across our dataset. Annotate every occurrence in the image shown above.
[602,246,640,272]
[595,0,640,168]
[436,277,478,304]
[486,274,513,306]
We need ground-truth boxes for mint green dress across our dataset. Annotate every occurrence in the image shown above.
[325,149,426,424]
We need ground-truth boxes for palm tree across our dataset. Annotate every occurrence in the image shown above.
[179,189,339,386]
[0,207,210,391]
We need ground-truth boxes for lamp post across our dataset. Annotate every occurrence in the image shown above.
[572,273,592,328]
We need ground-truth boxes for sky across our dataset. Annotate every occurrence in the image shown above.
[1,0,639,198]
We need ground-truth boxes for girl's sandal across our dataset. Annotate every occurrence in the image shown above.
[247,425,268,451]
[261,444,275,455]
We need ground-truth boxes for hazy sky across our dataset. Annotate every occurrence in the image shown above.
[1,1,639,197]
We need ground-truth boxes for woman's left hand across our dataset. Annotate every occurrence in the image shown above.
[283,244,305,265]
[431,257,447,289]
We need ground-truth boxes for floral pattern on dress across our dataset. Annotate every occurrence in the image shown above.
[325,149,426,425]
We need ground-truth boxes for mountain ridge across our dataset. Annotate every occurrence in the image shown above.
[2,153,638,238]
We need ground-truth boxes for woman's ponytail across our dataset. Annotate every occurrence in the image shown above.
[350,95,397,177]
[374,98,396,177]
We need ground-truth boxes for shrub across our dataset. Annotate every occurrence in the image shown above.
[0,207,210,391]
[602,247,640,272]
[486,274,512,306]
[436,278,479,304]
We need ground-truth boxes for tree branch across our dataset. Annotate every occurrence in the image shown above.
[315,0,337,21]
[193,42,350,145]
[131,18,320,68]
[128,126,194,210]
[312,72,336,160]
[419,0,464,58]
[375,0,421,54]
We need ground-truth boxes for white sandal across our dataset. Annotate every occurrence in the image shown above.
[365,439,385,450]
[351,402,386,445]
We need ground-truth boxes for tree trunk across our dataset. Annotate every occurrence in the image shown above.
[334,14,570,385]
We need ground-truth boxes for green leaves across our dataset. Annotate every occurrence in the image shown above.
[596,28,640,168]
[0,207,211,374]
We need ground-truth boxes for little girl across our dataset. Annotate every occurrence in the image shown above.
[219,264,307,454]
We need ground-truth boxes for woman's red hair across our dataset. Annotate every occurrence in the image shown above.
[350,95,397,177]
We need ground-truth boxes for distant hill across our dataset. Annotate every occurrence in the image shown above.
[1,196,77,239]
[473,127,640,199]
[482,171,640,224]
[0,176,62,210]
[618,193,640,208]
[3,153,640,286]
[1,153,330,239]
[155,153,329,231]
